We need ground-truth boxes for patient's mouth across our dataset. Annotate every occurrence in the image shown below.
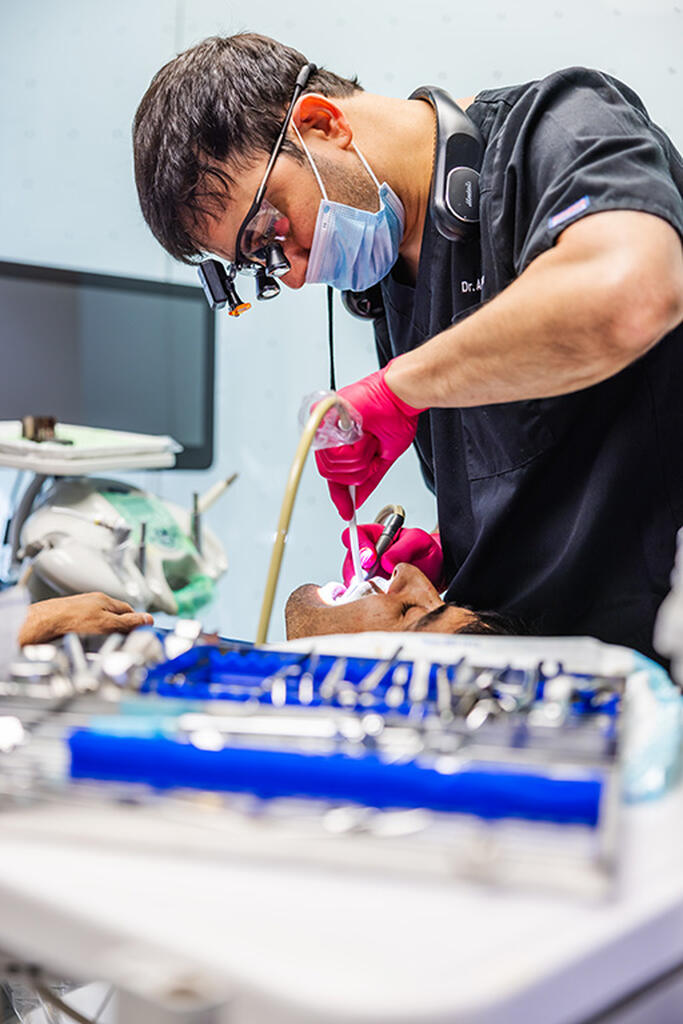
[317,577,390,606]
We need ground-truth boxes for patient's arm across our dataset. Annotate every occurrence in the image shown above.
[19,592,153,645]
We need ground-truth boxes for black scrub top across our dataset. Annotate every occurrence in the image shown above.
[376,67,683,660]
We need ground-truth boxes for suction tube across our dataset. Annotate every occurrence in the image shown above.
[256,394,353,644]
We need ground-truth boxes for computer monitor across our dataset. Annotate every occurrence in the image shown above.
[0,261,215,469]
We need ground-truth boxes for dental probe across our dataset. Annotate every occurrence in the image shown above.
[328,401,364,584]
[347,484,364,583]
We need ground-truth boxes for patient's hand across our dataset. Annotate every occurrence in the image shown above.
[19,593,154,646]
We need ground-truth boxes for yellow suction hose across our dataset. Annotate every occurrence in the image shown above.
[255,394,345,644]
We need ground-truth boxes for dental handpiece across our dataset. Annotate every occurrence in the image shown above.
[365,504,406,575]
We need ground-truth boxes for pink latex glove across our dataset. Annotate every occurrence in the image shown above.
[316,362,425,519]
[341,523,444,589]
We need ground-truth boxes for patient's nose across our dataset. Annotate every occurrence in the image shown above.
[388,564,442,608]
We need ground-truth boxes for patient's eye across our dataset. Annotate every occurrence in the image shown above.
[400,603,417,616]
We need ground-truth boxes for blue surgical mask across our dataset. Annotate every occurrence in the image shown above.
[293,123,405,291]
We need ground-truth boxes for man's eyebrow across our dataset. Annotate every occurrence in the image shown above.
[409,604,452,631]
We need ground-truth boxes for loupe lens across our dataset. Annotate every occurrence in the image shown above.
[265,242,290,278]
[255,268,280,300]
[241,199,288,263]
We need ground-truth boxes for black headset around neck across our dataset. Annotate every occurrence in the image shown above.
[409,85,483,241]
[342,85,484,319]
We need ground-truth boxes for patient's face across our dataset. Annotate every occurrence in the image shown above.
[285,563,478,639]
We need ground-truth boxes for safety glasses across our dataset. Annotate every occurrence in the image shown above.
[198,61,318,316]
[239,198,289,263]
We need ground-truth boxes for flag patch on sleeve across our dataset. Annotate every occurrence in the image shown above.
[548,196,590,230]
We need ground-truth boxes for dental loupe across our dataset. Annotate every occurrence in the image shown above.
[197,62,317,317]
[197,244,290,314]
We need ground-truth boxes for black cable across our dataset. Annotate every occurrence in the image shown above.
[327,285,336,391]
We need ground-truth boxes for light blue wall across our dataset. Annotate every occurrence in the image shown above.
[1,0,681,640]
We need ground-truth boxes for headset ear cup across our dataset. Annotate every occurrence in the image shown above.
[445,167,481,225]
[341,284,385,320]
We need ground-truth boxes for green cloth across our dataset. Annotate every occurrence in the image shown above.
[100,489,215,615]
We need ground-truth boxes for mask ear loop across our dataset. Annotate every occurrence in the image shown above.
[291,120,329,200]
[292,120,337,391]
[292,120,383,199]
[351,141,382,193]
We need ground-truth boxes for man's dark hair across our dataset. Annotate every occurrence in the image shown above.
[414,603,527,636]
[456,608,528,636]
[133,33,362,263]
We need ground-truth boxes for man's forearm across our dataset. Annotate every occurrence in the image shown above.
[18,601,64,646]
[386,213,683,410]
[386,250,642,409]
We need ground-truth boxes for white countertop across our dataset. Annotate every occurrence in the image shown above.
[0,781,681,1024]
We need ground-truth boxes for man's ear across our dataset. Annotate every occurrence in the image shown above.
[291,93,354,150]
